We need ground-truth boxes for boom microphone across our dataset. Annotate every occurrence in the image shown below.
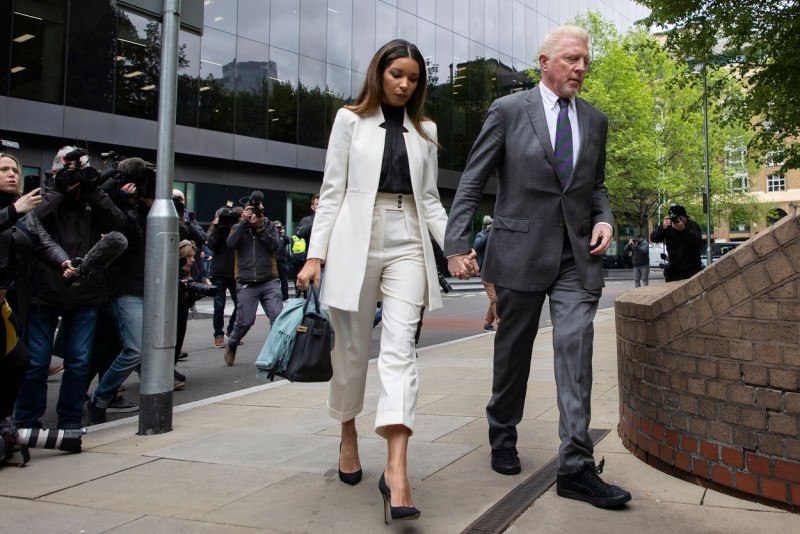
[250,190,264,203]
[117,157,146,181]
[68,231,129,286]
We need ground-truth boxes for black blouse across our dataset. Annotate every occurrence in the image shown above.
[377,103,413,194]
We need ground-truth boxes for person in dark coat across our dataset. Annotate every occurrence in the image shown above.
[15,147,126,429]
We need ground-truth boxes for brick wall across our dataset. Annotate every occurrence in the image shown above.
[615,214,800,509]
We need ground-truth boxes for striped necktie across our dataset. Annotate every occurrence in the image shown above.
[554,97,573,188]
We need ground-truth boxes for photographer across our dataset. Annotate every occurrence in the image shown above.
[222,192,281,366]
[274,220,292,301]
[15,147,127,430]
[295,193,319,251]
[624,234,650,287]
[173,240,217,389]
[473,215,498,332]
[85,162,157,424]
[650,204,703,282]
[207,205,241,348]
[173,189,207,281]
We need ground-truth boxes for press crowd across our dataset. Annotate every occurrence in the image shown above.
[0,147,314,429]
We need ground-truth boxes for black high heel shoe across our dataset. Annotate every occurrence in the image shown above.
[338,442,362,486]
[378,472,420,524]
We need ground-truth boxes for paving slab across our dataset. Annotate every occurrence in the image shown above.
[0,497,141,533]
[507,490,796,534]
[106,515,270,533]
[0,450,154,499]
[42,458,293,519]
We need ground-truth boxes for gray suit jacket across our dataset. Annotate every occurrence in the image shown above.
[444,86,614,292]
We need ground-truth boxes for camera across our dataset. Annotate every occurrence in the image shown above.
[248,190,264,219]
[184,277,217,297]
[215,206,241,228]
[669,214,680,224]
[172,194,186,218]
[1,417,86,465]
[62,148,87,164]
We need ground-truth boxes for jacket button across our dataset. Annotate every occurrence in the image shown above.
[559,220,565,227]
[562,194,567,199]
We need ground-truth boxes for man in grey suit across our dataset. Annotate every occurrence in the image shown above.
[444,25,631,508]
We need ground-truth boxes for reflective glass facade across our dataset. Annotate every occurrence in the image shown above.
[1,0,648,224]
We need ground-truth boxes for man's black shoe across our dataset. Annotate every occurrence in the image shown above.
[83,397,107,426]
[556,458,631,508]
[490,447,521,475]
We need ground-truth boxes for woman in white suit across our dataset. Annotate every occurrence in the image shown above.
[296,39,452,523]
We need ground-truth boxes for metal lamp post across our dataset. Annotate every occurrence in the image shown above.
[700,62,713,267]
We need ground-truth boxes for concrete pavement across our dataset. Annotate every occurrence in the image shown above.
[1,309,794,533]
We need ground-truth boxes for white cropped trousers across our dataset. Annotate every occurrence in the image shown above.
[327,193,427,438]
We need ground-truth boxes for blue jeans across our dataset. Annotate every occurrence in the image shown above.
[15,304,99,428]
[211,276,238,337]
[92,295,143,407]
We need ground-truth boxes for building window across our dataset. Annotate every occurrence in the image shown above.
[9,1,67,105]
[767,173,786,192]
[765,151,785,167]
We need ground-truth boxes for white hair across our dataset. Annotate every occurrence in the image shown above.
[539,25,590,60]
[52,146,89,172]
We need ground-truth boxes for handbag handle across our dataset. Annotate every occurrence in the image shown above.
[304,280,322,315]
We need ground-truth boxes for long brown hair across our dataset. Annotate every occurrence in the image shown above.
[347,39,438,147]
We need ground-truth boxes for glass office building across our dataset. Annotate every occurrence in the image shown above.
[0,0,648,228]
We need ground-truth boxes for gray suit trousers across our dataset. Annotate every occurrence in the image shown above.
[487,244,601,475]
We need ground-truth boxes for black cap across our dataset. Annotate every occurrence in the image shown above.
[669,205,687,218]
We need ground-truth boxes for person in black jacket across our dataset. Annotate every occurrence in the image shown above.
[222,200,281,366]
[0,152,67,419]
[295,193,319,252]
[624,234,650,287]
[207,205,241,348]
[274,220,292,301]
[15,147,127,429]
[650,204,703,282]
[85,165,156,425]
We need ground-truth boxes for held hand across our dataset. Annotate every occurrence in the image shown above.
[61,259,78,279]
[589,225,613,256]
[662,217,672,229]
[296,258,321,291]
[13,188,42,214]
[672,219,685,231]
[448,251,478,280]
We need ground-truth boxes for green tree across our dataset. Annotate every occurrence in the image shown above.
[641,0,800,170]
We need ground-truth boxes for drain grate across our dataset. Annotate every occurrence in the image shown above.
[460,428,610,534]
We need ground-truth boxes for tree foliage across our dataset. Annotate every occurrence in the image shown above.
[641,0,800,170]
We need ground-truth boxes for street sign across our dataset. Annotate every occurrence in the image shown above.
[117,0,204,35]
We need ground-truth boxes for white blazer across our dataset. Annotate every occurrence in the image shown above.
[307,106,448,312]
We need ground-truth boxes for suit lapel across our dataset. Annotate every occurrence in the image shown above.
[572,98,591,183]
[360,108,385,191]
[402,111,422,193]
[525,87,560,187]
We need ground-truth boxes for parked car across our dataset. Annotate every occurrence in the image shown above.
[701,241,742,267]
[649,243,667,268]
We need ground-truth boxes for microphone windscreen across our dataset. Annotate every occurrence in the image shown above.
[117,158,146,180]
[250,190,264,202]
[81,232,129,272]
